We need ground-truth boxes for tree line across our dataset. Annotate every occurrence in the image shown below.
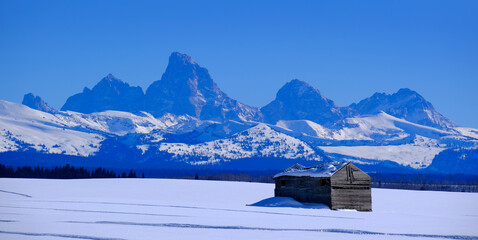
[2,163,477,192]
[0,164,141,179]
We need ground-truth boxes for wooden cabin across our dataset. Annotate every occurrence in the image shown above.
[273,162,372,211]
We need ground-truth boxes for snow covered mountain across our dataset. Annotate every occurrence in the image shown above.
[349,88,456,129]
[0,100,203,155]
[159,123,319,165]
[1,98,477,173]
[1,52,477,174]
[0,100,104,156]
[59,53,262,122]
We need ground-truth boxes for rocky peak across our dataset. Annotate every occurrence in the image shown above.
[261,79,342,126]
[349,88,456,129]
[92,74,135,94]
[145,52,261,122]
[396,88,414,94]
[22,93,57,114]
[104,73,117,81]
[275,79,333,105]
[169,52,196,65]
[61,74,145,114]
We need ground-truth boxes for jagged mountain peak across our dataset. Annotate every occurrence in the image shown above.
[261,79,342,126]
[104,73,118,80]
[277,79,313,95]
[98,73,125,85]
[283,79,311,87]
[285,79,308,86]
[61,75,145,114]
[22,93,57,114]
[394,88,427,101]
[144,52,261,122]
[349,88,456,129]
[363,88,419,100]
[169,52,196,65]
[157,52,214,89]
[275,79,333,104]
[93,74,136,92]
[279,79,313,92]
[396,87,415,94]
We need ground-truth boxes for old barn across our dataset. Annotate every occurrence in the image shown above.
[273,162,372,211]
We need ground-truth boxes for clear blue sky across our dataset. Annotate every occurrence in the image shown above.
[1,0,477,128]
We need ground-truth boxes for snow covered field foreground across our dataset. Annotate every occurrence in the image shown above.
[0,179,477,240]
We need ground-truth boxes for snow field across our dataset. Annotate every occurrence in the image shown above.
[159,124,318,162]
[1,178,477,240]
[319,145,444,168]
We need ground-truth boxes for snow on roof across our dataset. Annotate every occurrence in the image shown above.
[273,161,349,178]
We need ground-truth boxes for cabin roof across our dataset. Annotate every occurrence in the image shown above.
[273,161,350,179]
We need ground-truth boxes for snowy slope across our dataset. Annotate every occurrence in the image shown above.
[159,123,319,164]
[348,88,456,129]
[454,127,478,140]
[1,178,477,240]
[1,99,477,170]
[0,100,104,156]
[270,112,478,168]
[274,112,451,142]
[0,100,199,156]
[59,110,170,136]
[320,145,444,168]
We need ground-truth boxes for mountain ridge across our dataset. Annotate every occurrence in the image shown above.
[349,88,455,129]
[4,52,475,175]
[261,79,343,127]
[61,74,145,114]
[53,52,457,130]
[1,99,477,173]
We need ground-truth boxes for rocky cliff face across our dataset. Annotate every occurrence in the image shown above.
[61,74,145,114]
[145,52,262,122]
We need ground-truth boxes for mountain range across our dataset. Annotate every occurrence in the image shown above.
[1,52,477,174]
[61,52,262,122]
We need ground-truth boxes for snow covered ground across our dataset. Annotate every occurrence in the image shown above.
[1,179,477,240]
[319,145,444,168]
[160,124,318,163]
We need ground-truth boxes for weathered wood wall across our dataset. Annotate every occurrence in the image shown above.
[274,176,331,206]
[330,163,372,211]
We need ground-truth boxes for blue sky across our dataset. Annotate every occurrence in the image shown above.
[1,0,477,128]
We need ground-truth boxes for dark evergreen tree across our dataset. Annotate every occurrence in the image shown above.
[128,170,137,178]
[0,164,122,179]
